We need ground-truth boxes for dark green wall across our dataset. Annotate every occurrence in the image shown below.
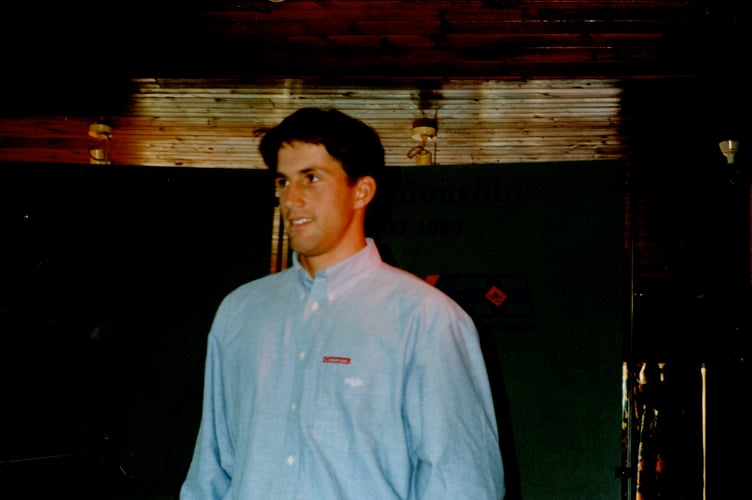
[0,163,274,498]
[376,162,626,499]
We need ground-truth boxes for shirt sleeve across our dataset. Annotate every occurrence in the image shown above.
[180,332,234,500]
[404,307,505,499]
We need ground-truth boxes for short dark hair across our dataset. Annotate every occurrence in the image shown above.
[258,107,385,185]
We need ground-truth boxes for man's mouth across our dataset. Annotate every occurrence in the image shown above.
[289,217,312,227]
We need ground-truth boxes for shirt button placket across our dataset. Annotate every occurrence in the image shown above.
[289,294,306,476]
[292,344,308,467]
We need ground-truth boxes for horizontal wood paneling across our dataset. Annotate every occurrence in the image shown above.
[0,78,625,168]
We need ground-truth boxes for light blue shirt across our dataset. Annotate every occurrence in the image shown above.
[180,239,504,499]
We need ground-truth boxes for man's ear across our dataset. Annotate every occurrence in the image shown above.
[354,176,377,209]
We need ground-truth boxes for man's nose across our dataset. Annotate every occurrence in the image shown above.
[282,182,304,207]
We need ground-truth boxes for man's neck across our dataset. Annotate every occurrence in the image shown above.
[298,239,368,277]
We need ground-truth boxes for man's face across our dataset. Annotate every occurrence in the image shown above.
[275,141,371,274]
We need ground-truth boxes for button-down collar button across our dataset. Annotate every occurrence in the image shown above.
[310,301,319,312]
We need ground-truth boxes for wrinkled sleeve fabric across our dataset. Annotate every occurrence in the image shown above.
[180,312,234,500]
[404,303,505,499]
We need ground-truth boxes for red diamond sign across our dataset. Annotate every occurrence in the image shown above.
[485,286,507,307]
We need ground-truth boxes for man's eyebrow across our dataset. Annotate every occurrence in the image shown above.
[278,166,318,177]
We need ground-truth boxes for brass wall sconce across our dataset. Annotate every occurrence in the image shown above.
[407,118,437,166]
[88,122,113,164]
[719,139,739,165]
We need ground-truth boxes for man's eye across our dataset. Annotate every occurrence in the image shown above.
[307,174,319,183]
[274,178,289,189]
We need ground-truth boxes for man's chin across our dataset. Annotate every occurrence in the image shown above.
[288,237,312,256]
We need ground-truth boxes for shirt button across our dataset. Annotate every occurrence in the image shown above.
[287,455,295,466]
[299,351,306,360]
[311,301,319,312]
[290,403,297,411]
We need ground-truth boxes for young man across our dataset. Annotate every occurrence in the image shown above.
[180,108,505,499]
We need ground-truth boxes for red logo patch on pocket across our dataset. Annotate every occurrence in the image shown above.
[322,356,351,364]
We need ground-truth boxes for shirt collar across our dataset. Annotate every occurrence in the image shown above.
[292,238,382,299]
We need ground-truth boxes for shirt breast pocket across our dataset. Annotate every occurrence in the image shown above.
[308,364,394,453]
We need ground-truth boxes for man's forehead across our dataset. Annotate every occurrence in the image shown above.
[276,142,343,175]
